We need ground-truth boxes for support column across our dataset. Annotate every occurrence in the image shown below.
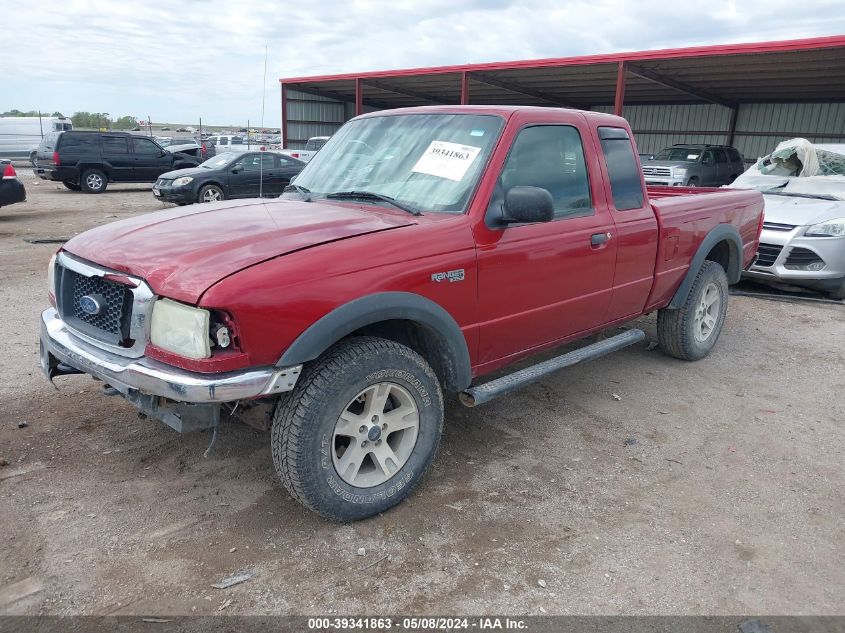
[355,77,363,116]
[614,61,627,117]
[727,105,739,146]
[280,83,289,148]
[461,71,469,105]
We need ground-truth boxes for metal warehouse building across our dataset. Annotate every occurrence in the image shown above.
[279,35,845,160]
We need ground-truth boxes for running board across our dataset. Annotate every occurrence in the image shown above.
[459,329,645,407]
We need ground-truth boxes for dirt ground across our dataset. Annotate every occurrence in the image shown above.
[1,170,843,616]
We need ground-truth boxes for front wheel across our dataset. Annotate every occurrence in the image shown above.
[271,337,444,521]
[657,260,729,360]
[686,177,699,187]
[198,184,224,203]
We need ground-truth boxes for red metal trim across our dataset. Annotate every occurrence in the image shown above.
[279,35,845,84]
[461,71,469,104]
[614,61,626,116]
[281,83,289,148]
[355,77,363,115]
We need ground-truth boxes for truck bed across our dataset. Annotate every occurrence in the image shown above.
[644,185,764,311]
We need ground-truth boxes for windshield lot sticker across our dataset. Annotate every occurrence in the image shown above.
[412,141,482,181]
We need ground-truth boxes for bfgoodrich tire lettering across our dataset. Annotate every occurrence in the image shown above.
[271,336,444,521]
[657,260,729,361]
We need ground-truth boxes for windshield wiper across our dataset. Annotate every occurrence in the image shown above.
[762,191,839,201]
[283,183,312,202]
[325,190,421,216]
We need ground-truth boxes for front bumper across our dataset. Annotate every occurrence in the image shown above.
[152,185,196,204]
[743,226,845,291]
[40,307,301,404]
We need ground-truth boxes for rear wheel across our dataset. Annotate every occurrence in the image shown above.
[80,169,107,194]
[271,337,444,521]
[657,260,729,360]
[62,181,81,191]
[198,184,224,203]
[30,151,38,167]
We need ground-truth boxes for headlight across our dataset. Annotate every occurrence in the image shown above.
[172,176,194,187]
[673,167,687,178]
[150,298,211,359]
[47,253,57,295]
[805,218,845,237]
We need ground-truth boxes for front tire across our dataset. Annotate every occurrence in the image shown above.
[271,337,444,521]
[657,260,729,361]
[686,177,699,187]
[80,169,107,193]
[198,184,224,203]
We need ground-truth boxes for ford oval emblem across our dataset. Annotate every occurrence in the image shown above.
[79,294,102,316]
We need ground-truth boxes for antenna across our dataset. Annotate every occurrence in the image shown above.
[259,44,268,199]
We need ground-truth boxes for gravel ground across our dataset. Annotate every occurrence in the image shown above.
[0,170,843,616]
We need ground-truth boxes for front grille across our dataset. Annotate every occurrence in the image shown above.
[57,267,133,345]
[763,221,796,232]
[642,167,672,177]
[755,243,783,267]
[785,247,825,268]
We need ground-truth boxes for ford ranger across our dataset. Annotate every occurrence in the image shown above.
[39,106,764,521]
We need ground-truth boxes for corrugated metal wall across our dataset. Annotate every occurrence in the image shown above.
[286,87,845,158]
[594,102,845,160]
[285,89,347,149]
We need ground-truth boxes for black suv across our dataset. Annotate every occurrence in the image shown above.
[34,131,201,193]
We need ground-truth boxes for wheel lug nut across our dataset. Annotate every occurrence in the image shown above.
[382,423,387,429]
[361,440,368,447]
[359,425,366,433]
[371,415,379,423]
[375,439,382,446]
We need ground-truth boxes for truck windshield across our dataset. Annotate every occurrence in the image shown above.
[654,148,701,162]
[288,113,505,213]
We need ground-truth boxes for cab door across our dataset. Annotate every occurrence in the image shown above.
[229,152,276,198]
[474,115,618,366]
[132,136,172,180]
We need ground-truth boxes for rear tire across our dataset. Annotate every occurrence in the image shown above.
[657,260,729,361]
[80,169,107,194]
[62,181,81,191]
[198,184,224,203]
[30,152,38,167]
[271,336,444,521]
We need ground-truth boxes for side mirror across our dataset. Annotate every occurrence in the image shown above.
[501,186,554,225]
[231,166,242,174]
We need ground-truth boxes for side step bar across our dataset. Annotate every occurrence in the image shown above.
[459,329,645,407]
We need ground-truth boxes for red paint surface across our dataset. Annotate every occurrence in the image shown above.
[63,106,763,376]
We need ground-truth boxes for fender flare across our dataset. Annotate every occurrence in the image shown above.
[77,161,112,178]
[667,224,743,310]
[276,291,472,392]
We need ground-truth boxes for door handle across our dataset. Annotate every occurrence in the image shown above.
[591,232,612,247]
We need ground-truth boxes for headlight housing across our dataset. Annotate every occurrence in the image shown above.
[150,299,211,359]
[172,176,194,187]
[47,253,57,296]
[673,167,688,178]
[805,218,845,237]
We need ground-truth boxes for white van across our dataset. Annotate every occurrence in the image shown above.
[0,117,73,164]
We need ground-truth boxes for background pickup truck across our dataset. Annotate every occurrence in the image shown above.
[39,106,764,521]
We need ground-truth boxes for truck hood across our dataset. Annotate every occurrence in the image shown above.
[63,198,414,303]
[642,160,689,169]
[761,193,845,226]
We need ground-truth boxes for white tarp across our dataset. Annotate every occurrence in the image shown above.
[729,139,845,198]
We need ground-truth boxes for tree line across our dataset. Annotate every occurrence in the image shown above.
[2,110,138,130]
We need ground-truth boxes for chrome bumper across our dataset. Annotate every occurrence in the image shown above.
[40,307,301,403]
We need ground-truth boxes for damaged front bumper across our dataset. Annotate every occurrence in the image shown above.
[40,308,301,432]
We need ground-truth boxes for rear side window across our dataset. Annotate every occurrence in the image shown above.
[59,134,98,152]
[102,136,128,154]
[728,148,741,162]
[598,127,644,211]
[714,149,728,163]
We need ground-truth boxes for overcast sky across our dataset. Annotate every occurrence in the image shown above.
[5,0,845,126]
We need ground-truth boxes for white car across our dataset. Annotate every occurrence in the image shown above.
[279,135,330,163]
[730,139,845,299]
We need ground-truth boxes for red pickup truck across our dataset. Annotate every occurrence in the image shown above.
[40,106,764,520]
